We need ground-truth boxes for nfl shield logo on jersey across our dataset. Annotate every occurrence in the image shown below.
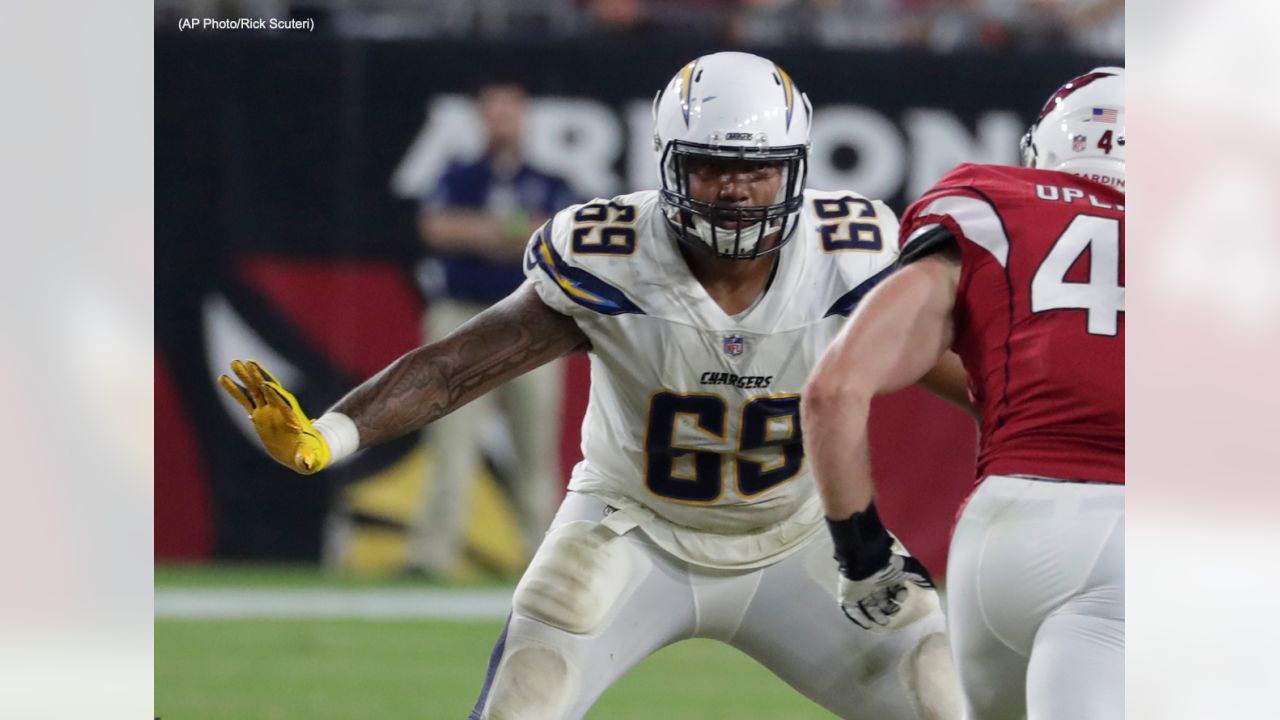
[722,335,745,356]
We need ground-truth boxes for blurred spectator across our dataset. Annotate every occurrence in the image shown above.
[804,0,915,49]
[408,83,576,577]
[922,0,1122,54]
[588,0,643,28]
[731,0,808,47]
[1056,0,1123,56]
[583,0,745,40]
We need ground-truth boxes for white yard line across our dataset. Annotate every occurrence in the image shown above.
[155,588,513,620]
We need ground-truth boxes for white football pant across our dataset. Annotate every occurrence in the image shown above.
[470,491,963,720]
[946,474,1124,720]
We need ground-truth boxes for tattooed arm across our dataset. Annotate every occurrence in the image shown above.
[330,281,588,448]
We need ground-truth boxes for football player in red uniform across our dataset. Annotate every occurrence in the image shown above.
[802,68,1125,720]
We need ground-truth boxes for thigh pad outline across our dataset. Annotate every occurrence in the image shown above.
[512,520,635,634]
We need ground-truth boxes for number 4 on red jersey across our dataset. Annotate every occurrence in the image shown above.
[897,162,1125,485]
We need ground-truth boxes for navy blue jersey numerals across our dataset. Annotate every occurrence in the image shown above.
[736,396,804,496]
[813,197,883,252]
[571,201,638,255]
[644,392,803,503]
[644,393,726,502]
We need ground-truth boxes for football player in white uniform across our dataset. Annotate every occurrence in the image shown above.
[220,52,967,719]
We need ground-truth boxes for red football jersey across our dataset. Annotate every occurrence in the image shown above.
[900,163,1124,485]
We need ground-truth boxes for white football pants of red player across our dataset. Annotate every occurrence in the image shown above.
[946,474,1124,720]
[471,491,964,720]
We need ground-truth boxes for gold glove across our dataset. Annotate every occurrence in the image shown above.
[218,360,331,475]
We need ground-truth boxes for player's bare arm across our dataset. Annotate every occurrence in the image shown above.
[918,350,976,419]
[800,251,960,631]
[333,281,587,446]
[803,251,961,518]
[219,281,588,473]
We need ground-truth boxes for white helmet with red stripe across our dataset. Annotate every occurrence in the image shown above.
[1021,67,1125,192]
[652,52,812,259]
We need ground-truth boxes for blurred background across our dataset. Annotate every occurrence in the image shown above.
[154,1,1121,717]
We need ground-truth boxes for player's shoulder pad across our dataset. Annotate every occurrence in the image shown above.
[800,188,900,258]
[896,225,958,269]
[899,164,1019,268]
[907,163,1031,213]
[802,187,897,222]
[523,191,656,317]
[537,190,660,261]
[799,189,901,318]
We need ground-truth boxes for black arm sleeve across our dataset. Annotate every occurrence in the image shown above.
[895,224,959,270]
[826,503,894,581]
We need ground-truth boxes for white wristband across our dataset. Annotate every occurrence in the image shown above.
[312,412,360,464]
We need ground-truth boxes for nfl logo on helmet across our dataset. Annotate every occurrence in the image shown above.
[722,335,745,356]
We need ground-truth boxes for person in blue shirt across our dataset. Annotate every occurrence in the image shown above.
[409,83,577,576]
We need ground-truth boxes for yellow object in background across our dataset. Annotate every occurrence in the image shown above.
[335,446,525,577]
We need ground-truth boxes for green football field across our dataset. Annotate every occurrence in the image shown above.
[155,565,836,719]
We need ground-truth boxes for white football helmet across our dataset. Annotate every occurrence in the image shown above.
[1021,67,1125,192]
[652,52,812,259]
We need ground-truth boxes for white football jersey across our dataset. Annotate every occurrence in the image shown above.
[525,189,899,569]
